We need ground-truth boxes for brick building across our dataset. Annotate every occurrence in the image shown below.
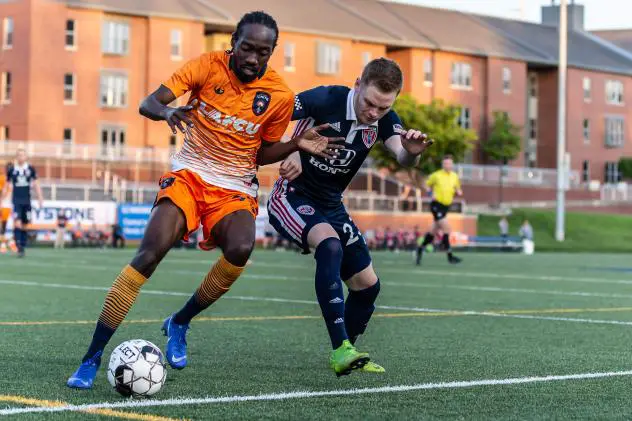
[1,0,632,184]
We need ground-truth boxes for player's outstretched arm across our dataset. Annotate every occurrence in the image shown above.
[384,127,433,167]
[139,86,194,134]
[256,123,344,166]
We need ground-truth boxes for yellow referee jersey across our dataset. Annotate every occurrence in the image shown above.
[426,169,461,206]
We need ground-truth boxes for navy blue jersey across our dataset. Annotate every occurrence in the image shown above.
[7,163,37,205]
[290,86,402,207]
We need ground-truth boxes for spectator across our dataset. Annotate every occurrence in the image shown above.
[87,223,105,248]
[519,220,533,241]
[375,226,385,251]
[364,228,376,250]
[499,216,509,244]
[71,221,84,248]
[111,223,125,249]
[54,209,68,249]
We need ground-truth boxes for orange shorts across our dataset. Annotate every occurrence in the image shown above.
[155,169,258,250]
[0,207,10,222]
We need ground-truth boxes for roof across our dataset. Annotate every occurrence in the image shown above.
[61,0,632,76]
[592,30,632,53]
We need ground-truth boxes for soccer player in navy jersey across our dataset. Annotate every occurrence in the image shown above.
[0,149,44,258]
[268,58,432,376]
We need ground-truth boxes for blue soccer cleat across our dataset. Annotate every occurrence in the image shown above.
[66,351,102,389]
[162,314,189,370]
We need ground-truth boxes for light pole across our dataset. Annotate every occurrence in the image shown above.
[555,0,568,242]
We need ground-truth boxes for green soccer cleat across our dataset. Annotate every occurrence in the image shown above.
[329,340,370,377]
[358,361,385,373]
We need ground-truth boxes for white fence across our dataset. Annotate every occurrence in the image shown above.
[455,164,581,189]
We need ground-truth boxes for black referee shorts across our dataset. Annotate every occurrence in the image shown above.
[430,200,450,221]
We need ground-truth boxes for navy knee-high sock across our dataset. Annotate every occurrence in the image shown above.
[314,238,348,349]
[345,280,380,344]
[14,228,24,250]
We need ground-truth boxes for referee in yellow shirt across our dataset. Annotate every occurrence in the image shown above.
[416,155,462,265]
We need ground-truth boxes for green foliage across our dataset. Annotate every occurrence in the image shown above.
[618,157,632,179]
[370,96,477,187]
[482,111,522,164]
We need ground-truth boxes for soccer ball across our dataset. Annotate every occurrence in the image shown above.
[107,339,167,397]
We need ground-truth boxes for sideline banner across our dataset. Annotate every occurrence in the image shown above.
[118,204,153,240]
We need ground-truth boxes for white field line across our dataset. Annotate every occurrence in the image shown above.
[4,260,632,300]
[6,255,632,288]
[3,279,632,327]
[2,369,632,416]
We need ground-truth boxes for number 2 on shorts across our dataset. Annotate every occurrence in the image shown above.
[343,223,359,246]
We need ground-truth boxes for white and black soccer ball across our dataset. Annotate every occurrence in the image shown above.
[107,339,167,397]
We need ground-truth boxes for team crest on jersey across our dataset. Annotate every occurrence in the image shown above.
[160,177,175,189]
[253,91,271,116]
[362,127,378,148]
[297,205,315,215]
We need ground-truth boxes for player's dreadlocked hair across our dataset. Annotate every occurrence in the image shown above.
[232,11,279,49]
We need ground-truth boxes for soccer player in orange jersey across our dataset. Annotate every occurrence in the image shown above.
[0,161,12,254]
[67,11,343,389]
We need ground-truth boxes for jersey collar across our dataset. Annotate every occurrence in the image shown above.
[346,89,378,128]
[13,162,28,171]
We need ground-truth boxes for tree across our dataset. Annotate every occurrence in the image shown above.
[618,157,632,180]
[482,111,522,164]
[370,96,478,188]
[482,111,522,206]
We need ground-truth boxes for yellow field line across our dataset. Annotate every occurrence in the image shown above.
[0,395,185,421]
[3,307,632,326]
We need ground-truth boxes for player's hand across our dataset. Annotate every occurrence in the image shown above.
[295,123,345,160]
[279,158,302,181]
[163,105,194,134]
[396,127,433,156]
[38,200,44,209]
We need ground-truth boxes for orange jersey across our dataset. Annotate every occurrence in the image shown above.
[0,174,9,208]
[163,51,294,197]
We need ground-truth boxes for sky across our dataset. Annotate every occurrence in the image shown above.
[384,0,630,30]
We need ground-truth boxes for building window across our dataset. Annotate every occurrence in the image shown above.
[101,20,129,55]
[361,51,372,67]
[605,162,621,183]
[63,128,74,154]
[502,67,511,93]
[529,118,537,139]
[583,119,590,143]
[170,29,182,60]
[457,107,471,129]
[423,58,432,85]
[1,72,11,104]
[316,42,341,75]
[65,19,77,50]
[529,73,538,98]
[606,80,624,105]
[284,42,295,71]
[100,125,126,157]
[582,160,590,183]
[0,126,8,141]
[583,77,591,101]
[64,73,76,104]
[605,116,625,148]
[450,62,472,88]
[100,72,128,108]
[2,17,13,49]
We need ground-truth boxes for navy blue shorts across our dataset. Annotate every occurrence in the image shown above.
[13,203,32,225]
[267,179,371,281]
